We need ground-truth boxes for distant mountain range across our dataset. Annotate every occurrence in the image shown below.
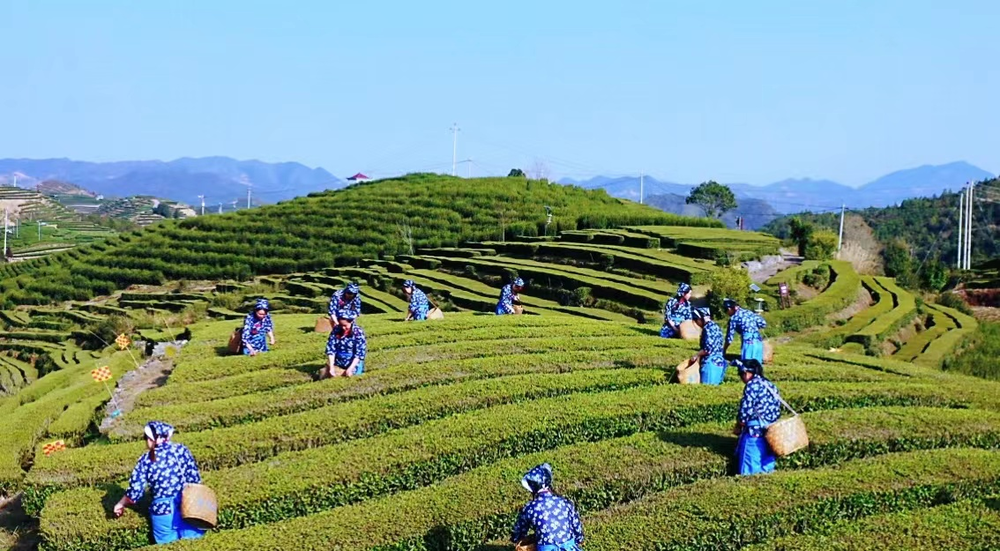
[0,157,991,227]
[561,162,994,221]
[0,157,342,207]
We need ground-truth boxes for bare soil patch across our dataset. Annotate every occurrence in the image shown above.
[99,356,175,434]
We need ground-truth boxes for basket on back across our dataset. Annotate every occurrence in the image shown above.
[678,320,701,340]
[675,358,700,385]
[180,483,218,529]
[227,327,242,355]
[766,415,808,456]
[428,307,445,320]
[314,316,333,333]
[764,387,809,456]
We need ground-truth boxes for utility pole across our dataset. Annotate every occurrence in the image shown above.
[231,200,238,212]
[837,203,846,257]
[3,209,7,259]
[198,195,205,216]
[450,123,461,176]
[966,182,975,270]
[218,203,223,214]
[639,171,644,204]
[37,221,42,241]
[246,182,252,209]
[957,187,964,269]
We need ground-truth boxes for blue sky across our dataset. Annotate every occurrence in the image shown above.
[1,1,997,186]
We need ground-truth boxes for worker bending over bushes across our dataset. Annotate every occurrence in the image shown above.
[660,283,694,338]
[242,298,275,356]
[319,308,367,379]
[113,421,205,544]
[511,463,584,551]
[403,280,430,321]
[690,307,727,385]
[496,277,525,315]
[733,359,782,475]
[723,298,767,363]
[328,282,362,325]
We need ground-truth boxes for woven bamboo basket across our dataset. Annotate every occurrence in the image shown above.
[676,358,701,385]
[180,483,218,529]
[314,316,333,333]
[514,538,537,551]
[427,307,445,320]
[678,320,701,340]
[227,328,242,355]
[513,304,524,315]
[765,415,809,457]
[763,340,774,363]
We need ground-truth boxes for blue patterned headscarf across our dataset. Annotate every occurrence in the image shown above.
[254,298,270,312]
[336,308,357,321]
[513,277,525,287]
[694,307,712,320]
[143,421,175,444]
[732,358,764,377]
[403,280,415,289]
[723,298,738,310]
[676,283,692,297]
[346,283,360,295]
[521,463,553,493]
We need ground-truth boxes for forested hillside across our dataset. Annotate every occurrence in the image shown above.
[0,173,717,307]
[763,177,999,286]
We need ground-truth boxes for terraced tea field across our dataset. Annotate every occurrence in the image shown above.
[0,174,993,549]
[7,309,997,551]
[0,187,115,260]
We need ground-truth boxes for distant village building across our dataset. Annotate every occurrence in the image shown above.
[346,173,370,183]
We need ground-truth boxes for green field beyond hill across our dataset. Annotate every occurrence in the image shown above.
[0,172,995,550]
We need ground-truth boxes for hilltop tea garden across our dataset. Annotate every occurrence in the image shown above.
[0,174,996,550]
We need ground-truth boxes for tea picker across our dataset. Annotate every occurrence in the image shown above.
[690,307,727,385]
[511,463,584,551]
[495,277,525,315]
[659,283,696,339]
[112,421,214,545]
[723,298,769,363]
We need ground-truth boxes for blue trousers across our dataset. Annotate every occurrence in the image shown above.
[538,541,580,551]
[411,308,428,321]
[700,355,727,385]
[736,424,776,475]
[149,495,205,545]
[741,339,764,363]
[335,359,364,375]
